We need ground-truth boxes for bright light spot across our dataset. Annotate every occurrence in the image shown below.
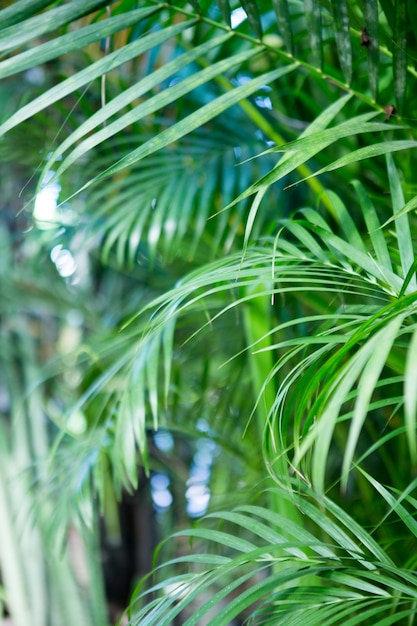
[0,387,9,413]
[65,408,87,434]
[151,473,170,490]
[148,224,160,246]
[231,7,247,28]
[25,66,45,85]
[189,465,210,483]
[196,418,210,433]
[34,171,61,230]
[50,244,76,277]
[237,75,251,85]
[50,245,62,263]
[151,472,173,511]
[186,485,210,517]
[255,95,273,109]
[152,489,173,509]
[154,430,174,452]
[185,438,218,518]
[129,228,140,252]
[195,446,216,466]
[67,310,84,327]
[164,218,176,237]
[151,473,173,509]
[164,581,192,600]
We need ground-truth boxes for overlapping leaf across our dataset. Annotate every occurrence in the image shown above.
[130,483,417,625]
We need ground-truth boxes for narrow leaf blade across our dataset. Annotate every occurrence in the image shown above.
[272,0,294,54]
[404,328,417,465]
[364,0,380,99]
[393,0,407,114]
[331,0,352,84]
[386,153,416,289]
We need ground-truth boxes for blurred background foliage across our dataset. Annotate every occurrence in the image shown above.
[2,0,417,624]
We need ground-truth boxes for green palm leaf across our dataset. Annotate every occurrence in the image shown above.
[131,482,417,625]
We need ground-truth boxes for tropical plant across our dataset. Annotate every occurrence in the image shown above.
[2,0,417,623]
[0,225,108,626]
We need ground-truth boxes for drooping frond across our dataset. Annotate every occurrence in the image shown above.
[130,480,417,625]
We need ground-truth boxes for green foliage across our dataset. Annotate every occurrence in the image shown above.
[2,0,417,623]
[131,481,417,625]
[0,228,108,626]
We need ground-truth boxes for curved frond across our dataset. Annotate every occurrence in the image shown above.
[130,482,417,625]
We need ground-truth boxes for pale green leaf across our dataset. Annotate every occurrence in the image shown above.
[242,187,268,253]
[324,190,366,253]
[206,510,305,557]
[298,497,373,565]
[351,180,392,272]
[386,153,416,289]
[185,569,311,626]
[341,315,404,489]
[319,495,394,565]
[0,6,158,79]
[229,114,399,207]
[0,17,195,136]
[46,41,255,182]
[162,318,176,406]
[0,0,54,29]
[116,391,138,489]
[379,194,417,228]
[291,221,403,292]
[128,371,148,472]
[175,527,257,552]
[285,222,330,262]
[404,327,417,465]
[308,346,372,492]
[0,0,115,52]
[67,64,297,196]
[288,140,416,189]
[145,337,159,431]
[361,470,417,538]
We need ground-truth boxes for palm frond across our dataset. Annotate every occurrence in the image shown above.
[76,170,413,496]
[3,1,417,621]
[2,0,416,209]
[130,481,417,625]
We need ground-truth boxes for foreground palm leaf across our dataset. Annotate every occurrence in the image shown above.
[130,481,417,625]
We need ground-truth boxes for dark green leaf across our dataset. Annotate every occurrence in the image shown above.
[216,0,231,26]
[0,0,55,29]
[331,0,352,84]
[240,0,262,38]
[272,0,294,54]
[363,0,379,100]
[0,0,115,52]
[393,0,407,114]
